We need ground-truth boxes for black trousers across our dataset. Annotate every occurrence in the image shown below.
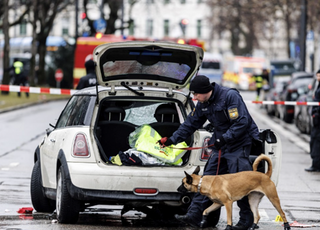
[310,125,320,169]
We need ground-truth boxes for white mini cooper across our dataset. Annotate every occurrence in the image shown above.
[30,41,282,225]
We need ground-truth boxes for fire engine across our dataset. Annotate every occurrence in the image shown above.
[222,56,268,91]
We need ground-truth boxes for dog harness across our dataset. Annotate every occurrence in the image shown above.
[198,177,203,192]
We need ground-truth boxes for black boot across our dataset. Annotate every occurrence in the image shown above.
[200,215,208,228]
[174,214,199,228]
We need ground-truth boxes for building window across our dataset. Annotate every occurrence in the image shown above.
[197,19,202,38]
[181,0,186,3]
[164,0,170,4]
[164,19,169,37]
[147,0,154,3]
[146,19,153,37]
[62,17,69,36]
[20,19,27,35]
[197,0,202,3]
[129,19,135,35]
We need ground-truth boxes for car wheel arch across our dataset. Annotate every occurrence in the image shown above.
[34,146,40,163]
[56,150,70,183]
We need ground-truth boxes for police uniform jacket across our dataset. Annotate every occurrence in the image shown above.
[312,84,320,115]
[171,83,260,152]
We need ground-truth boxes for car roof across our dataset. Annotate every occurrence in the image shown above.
[291,71,313,79]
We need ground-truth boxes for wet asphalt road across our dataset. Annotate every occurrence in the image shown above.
[0,92,320,230]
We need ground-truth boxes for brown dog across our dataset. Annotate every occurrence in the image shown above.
[178,154,291,230]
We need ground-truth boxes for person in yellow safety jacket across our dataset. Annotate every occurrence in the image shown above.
[12,58,29,97]
[254,73,263,101]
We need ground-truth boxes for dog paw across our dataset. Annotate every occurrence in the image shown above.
[284,222,291,230]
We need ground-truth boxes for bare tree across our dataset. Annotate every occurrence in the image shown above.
[207,0,301,57]
[29,0,72,86]
[82,0,137,36]
[0,0,30,85]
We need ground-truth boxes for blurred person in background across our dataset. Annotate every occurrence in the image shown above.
[76,59,97,90]
[7,58,29,97]
[305,70,320,172]
[254,69,269,101]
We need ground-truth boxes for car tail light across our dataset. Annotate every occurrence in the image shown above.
[134,188,158,196]
[200,137,213,161]
[73,133,90,157]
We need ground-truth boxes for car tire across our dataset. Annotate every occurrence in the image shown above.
[296,112,306,134]
[30,161,55,213]
[56,166,80,224]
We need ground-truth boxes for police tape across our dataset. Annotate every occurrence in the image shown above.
[245,100,320,106]
[0,84,76,96]
[1,84,320,106]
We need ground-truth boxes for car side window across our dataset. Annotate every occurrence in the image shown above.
[66,96,91,126]
[55,96,78,129]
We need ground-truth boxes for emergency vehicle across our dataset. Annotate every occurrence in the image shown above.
[73,34,205,88]
[222,56,268,91]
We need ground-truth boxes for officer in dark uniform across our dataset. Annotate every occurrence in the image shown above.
[159,75,260,229]
[76,59,97,89]
[305,70,320,172]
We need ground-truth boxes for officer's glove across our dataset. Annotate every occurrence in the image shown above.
[204,123,214,132]
[214,136,226,150]
[157,137,173,147]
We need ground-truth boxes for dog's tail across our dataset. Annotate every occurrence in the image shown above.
[252,154,272,178]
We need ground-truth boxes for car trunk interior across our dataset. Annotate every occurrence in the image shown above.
[94,98,192,166]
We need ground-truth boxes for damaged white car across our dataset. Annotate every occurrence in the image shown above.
[30,41,282,225]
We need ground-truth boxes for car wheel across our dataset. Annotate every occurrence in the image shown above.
[30,161,55,213]
[266,105,275,116]
[296,112,306,134]
[56,166,80,224]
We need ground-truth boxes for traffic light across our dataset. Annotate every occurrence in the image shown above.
[179,19,189,36]
[81,12,87,20]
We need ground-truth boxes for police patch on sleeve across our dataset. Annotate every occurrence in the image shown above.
[191,108,195,116]
[228,108,239,120]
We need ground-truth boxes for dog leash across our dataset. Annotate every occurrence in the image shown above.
[159,141,222,175]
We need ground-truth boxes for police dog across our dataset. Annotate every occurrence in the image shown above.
[178,154,291,230]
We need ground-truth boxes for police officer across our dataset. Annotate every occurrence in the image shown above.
[254,70,263,101]
[159,75,260,229]
[76,59,97,89]
[305,70,320,172]
[12,58,29,97]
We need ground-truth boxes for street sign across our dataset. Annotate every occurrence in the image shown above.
[55,68,63,82]
[93,18,107,31]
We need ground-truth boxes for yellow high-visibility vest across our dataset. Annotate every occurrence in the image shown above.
[129,124,187,165]
[255,75,263,88]
[13,61,23,75]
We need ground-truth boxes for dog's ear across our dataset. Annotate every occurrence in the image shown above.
[184,171,193,184]
[192,166,200,175]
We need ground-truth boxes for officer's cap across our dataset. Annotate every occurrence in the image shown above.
[189,75,214,94]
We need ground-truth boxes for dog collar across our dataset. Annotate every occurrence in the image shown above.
[198,177,203,192]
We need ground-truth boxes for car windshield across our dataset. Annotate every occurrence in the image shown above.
[201,61,220,70]
[124,103,160,126]
[291,77,313,88]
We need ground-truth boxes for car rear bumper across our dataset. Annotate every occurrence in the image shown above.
[57,161,192,204]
